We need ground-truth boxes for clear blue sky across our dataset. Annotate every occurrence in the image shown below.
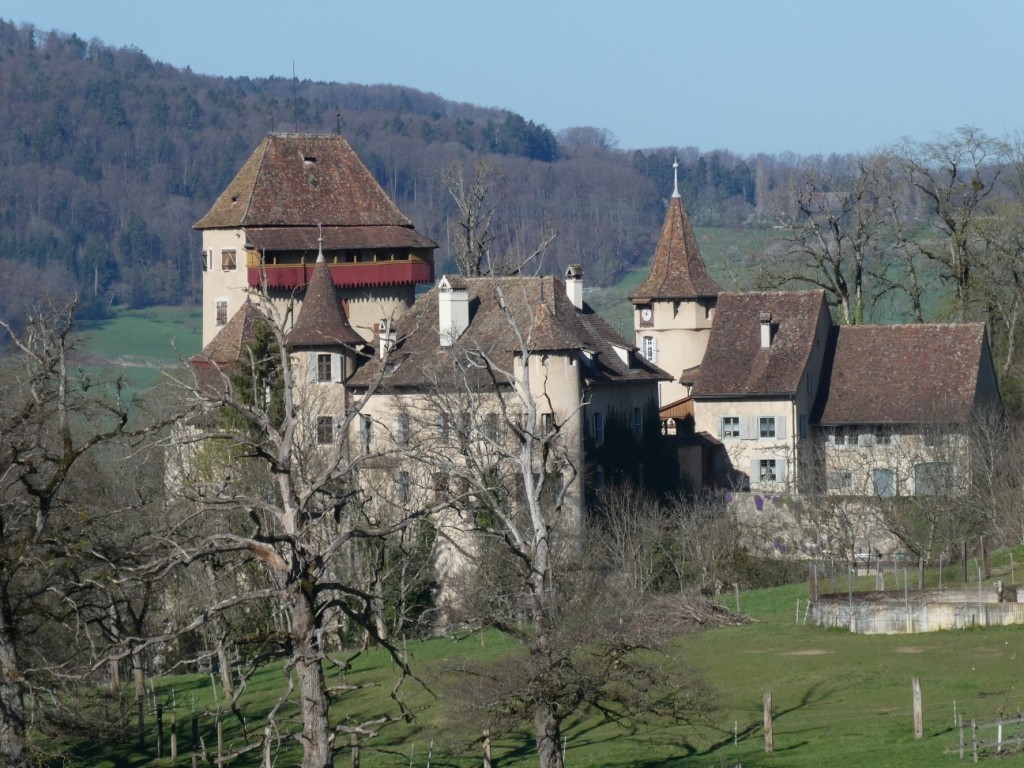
[5,0,1023,156]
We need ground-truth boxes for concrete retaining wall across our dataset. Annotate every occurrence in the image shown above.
[811,590,1024,634]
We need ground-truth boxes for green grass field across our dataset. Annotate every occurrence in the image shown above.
[76,553,1024,767]
[73,306,202,401]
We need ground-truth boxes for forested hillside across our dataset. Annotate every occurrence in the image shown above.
[0,19,763,323]
[6,18,1024,405]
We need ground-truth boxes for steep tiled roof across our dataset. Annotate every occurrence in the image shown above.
[348,275,669,390]
[694,291,828,397]
[244,225,436,252]
[191,299,266,366]
[816,323,990,425]
[194,133,415,230]
[630,195,720,303]
[189,300,268,392]
[286,256,364,346]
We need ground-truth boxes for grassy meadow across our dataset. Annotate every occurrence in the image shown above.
[62,232,999,766]
[73,306,202,402]
[75,550,1024,767]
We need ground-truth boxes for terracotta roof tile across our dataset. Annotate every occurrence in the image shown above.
[191,299,266,366]
[816,323,990,425]
[286,257,364,346]
[630,196,720,303]
[195,133,415,230]
[349,276,669,390]
[244,225,436,252]
[694,291,828,397]
[189,300,268,392]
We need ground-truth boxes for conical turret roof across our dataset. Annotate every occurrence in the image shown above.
[286,253,363,346]
[630,185,720,304]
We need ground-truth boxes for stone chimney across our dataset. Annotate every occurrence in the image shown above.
[438,275,469,347]
[565,264,583,310]
[759,311,773,349]
[379,317,396,359]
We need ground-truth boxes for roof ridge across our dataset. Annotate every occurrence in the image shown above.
[243,136,270,225]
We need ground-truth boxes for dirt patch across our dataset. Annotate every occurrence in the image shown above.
[895,646,924,653]
[784,649,828,656]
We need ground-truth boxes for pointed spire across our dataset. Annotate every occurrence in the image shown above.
[287,257,363,346]
[316,222,324,262]
[629,160,720,304]
[672,157,681,199]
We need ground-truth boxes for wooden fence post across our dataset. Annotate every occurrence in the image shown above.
[958,714,964,759]
[156,703,164,758]
[216,717,224,767]
[137,693,145,749]
[351,732,360,768]
[972,718,978,762]
[263,726,272,768]
[913,677,923,739]
[763,690,773,753]
[483,727,492,768]
[171,709,178,765]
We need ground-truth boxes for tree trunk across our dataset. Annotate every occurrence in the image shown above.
[132,650,146,748]
[293,591,333,768]
[217,639,235,699]
[0,612,28,768]
[533,700,563,768]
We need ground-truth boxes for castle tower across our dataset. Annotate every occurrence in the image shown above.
[195,133,436,347]
[630,160,720,405]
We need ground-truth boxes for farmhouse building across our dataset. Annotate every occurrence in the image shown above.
[633,167,1003,496]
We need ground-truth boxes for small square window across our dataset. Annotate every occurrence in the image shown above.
[316,353,332,383]
[594,412,605,445]
[641,336,656,363]
[396,471,410,504]
[436,413,451,442]
[759,417,776,439]
[359,415,373,452]
[316,416,334,445]
[829,470,853,491]
[484,413,499,441]
[874,426,892,445]
[722,416,740,439]
[759,459,778,483]
[221,249,237,270]
[873,468,896,497]
[215,300,228,326]
[396,413,411,446]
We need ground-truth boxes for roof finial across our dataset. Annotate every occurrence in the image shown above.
[316,222,325,263]
[672,157,681,199]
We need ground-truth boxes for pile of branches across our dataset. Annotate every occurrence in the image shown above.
[603,593,753,641]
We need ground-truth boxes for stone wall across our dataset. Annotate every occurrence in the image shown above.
[810,589,1024,634]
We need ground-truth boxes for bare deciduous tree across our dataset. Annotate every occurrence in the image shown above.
[766,156,888,324]
[152,301,443,768]
[0,300,151,768]
[893,126,1009,322]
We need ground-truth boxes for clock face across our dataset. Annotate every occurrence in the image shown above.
[640,307,653,323]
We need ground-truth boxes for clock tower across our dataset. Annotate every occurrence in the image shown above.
[630,160,720,405]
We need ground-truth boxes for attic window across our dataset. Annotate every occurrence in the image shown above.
[303,155,317,164]
[230,195,238,204]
